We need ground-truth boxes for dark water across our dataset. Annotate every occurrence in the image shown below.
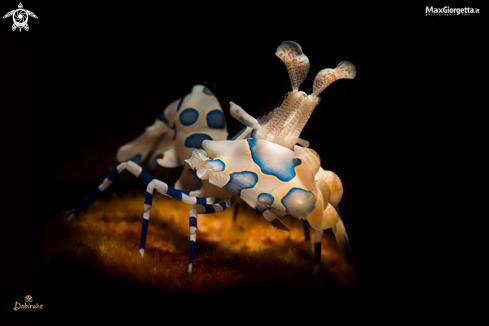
[5,4,480,322]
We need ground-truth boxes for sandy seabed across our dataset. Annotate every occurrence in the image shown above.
[44,193,361,313]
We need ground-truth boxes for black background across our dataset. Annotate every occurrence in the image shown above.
[3,2,485,323]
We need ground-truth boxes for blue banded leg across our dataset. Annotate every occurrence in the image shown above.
[232,202,240,221]
[256,202,290,232]
[68,160,216,259]
[188,198,234,277]
[68,161,210,221]
[314,230,323,273]
[68,161,162,221]
[139,179,214,258]
[302,219,312,252]
[68,162,130,221]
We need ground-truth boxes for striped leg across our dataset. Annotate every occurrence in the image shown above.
[302,219,312,252]
[68,161,213,221]
[68,161,218,259]
[314,229,323,273]
[139,178,214,257]
[256,202,290,232]
[188,198,234,277]
[68,162,130,221]
[232,202,240,221]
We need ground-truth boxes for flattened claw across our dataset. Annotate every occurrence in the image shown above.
[312,61,356,97]
[276,41,310,91]
[117,122,173,165]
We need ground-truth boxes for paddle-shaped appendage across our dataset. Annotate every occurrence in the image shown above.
[312,61,356,97]
[275,41,310,92]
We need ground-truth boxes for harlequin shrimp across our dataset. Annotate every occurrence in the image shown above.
[115,84,228,191]
[69,40,356,277]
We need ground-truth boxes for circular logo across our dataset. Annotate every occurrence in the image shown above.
[3,3,38,32]
[13,9,28,28]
